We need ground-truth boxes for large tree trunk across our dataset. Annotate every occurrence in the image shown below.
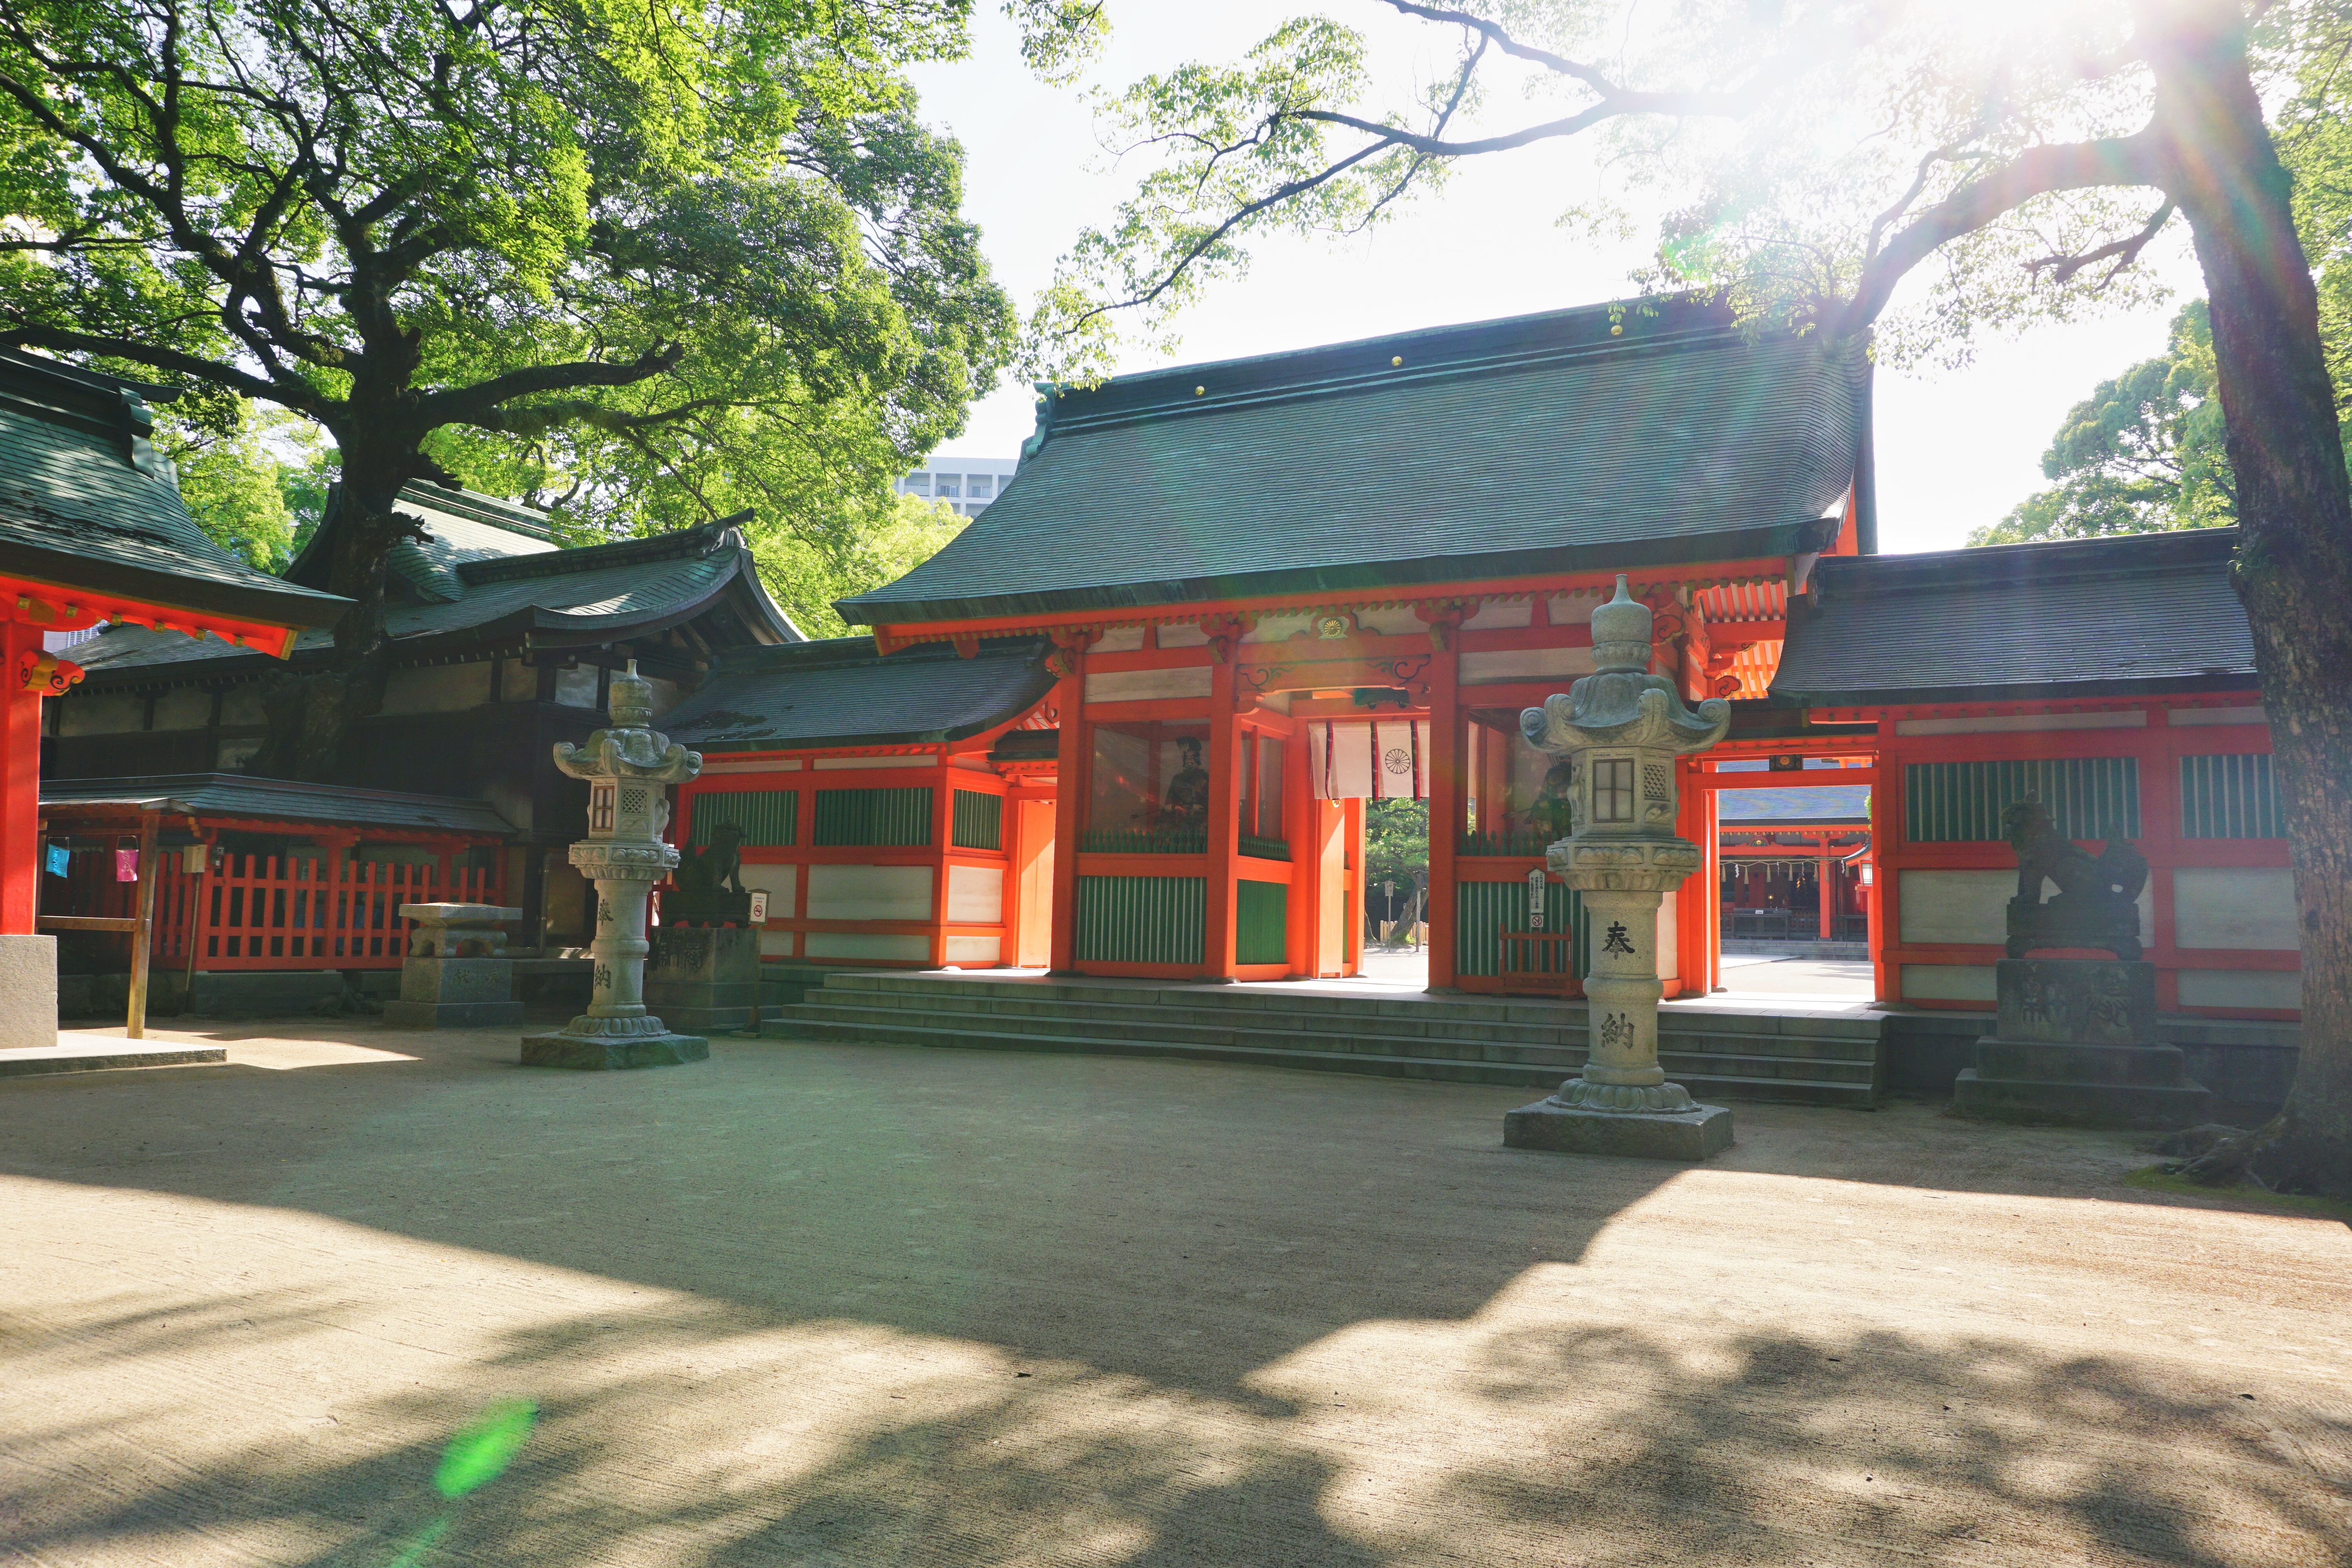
[2149,1,2352,1196]
[244,441,410,785]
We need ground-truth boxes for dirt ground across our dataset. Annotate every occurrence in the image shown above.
[2,1023,2347,1568]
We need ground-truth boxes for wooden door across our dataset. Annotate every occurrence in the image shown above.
[1015,798,1056,968]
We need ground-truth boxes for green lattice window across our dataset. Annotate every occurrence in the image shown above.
[1079,826,1206,855]
[1238,834,1291,862]
[1074,876,1205,964]
[1904,758,2138,844]
[813,786,933,847]
[1454,878,1586,979]
[689,789,797,847]
[951,789,1003,850]
[1236,880,1287,965]
[1459,829,1552,858]
[2180,753,2282,838]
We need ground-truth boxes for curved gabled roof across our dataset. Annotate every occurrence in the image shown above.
[1771,528,2253,706]
[70,498,802,685]
[662,636,1054,752]
[0,350,345,632]
[840,296,1864,627]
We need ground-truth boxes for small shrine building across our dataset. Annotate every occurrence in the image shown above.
[0,350,348,1042]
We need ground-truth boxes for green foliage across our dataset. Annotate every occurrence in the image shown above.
[1364,798,1428,891]
[1971,302,2235,546]
[0,0,1012,614]
[432,1399,537,1501]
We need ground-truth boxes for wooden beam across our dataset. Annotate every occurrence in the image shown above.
[127,815,157,1039]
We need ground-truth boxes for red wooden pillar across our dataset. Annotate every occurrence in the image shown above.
[1,621,44,936]
[1047,663,1085,975]
[1341,795,1364,978]
[1424,644,1462,991]
[927,764,954,968]
[1283,712,1315,976]
[1203,655,1240,980]
[1871,716,1899,1004]
[1818,838,1835,940]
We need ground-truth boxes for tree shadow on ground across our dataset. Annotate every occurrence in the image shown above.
[4,1292,2344,1567]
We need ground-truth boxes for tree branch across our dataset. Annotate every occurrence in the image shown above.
[2026,200,2178,287]
[0,323,307,410]
[1834,129,2174,338]
[415,344,687,426]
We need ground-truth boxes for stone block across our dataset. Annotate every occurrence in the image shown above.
[644,925,762,1032]
[1973,1039,2192,1087]
[1996,958,2156,1045]
[519,1030,709,1070]
[1952,1067,2211,1130]
[389,906,524,1029]
[1503,1098,1734,1161]
[0,935,58,1051]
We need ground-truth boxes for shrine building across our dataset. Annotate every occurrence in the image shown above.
[663,295,2295,1083]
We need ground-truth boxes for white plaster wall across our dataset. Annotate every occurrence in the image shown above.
[57,692,143,736]
[946,864,1005,924]
[736,864,797,907]
[806,864,932,922]
[1461,600,1534,630]
[1155,623,1208,649]
[806,932,930,962]
[2168,705,2267,728]
[2177,969,2301,1010]
[1897,870,2016,946]
[2172,868,2300,950]
[381,662,493,715]
[1354,606,1423,637]
[1086,666,1212,704]
[1901,868,2152,945]
[1243,614,1313,643]
[1093,626,1145,653]
[759,930,797,958]
[1902,964,1997,1002]
[1894,710,2145,736]
[814,754,931,770]
[944,934,1002,965]
[1460,647,1595,685]
[699,758,801,775]
[554,664,599,707]
[152,689,211,730]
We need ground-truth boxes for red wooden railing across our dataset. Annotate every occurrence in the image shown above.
[45,848,502,971]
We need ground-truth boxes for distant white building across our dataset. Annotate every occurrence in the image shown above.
[898,456,1019,518]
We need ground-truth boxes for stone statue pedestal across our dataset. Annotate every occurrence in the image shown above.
[643,924,761,1033]
[385,904,524,1029]
[1953,958,2210,1128]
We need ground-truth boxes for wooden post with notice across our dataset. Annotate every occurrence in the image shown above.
[125,814,158,1039]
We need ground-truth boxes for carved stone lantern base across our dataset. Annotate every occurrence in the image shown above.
[520,1022,710,1072]
[1503,1098,1735,1161]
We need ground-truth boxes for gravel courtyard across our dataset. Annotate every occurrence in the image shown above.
[2,1024,2347,1567]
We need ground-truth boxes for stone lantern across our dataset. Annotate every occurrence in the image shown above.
[521,661,710,1070]
[1504,576,1733,1159]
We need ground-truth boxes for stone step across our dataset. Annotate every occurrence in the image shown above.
[781,992,1882,1066]
[766,1015,1881,1105]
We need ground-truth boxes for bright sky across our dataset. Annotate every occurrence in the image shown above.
[907,5,2204,557]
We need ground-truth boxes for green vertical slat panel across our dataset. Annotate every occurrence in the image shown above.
[689,789,797,847]
[1075,876,1205,965]
[2181,753,2281,838]
[1904,759,2139,842]
[951,789,1003,850]
[813,787,934,847]
[1236,880,1287,965]
[1455,879,1586,979]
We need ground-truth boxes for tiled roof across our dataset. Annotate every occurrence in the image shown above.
[69,497,800,684]
[839,296,1865,626]
[1717,784,1870,824]
[662,636,1055,751]
[1771,527,2253,706]
[0,350,345,629]
[40,773,514,835]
